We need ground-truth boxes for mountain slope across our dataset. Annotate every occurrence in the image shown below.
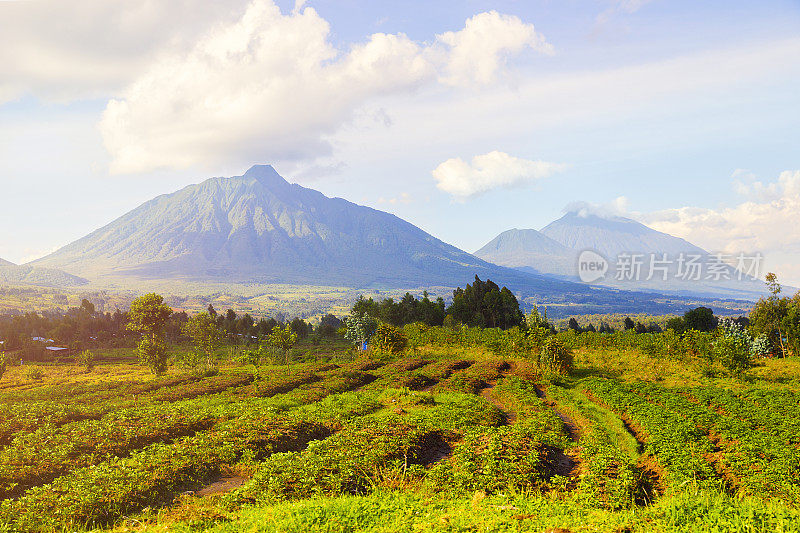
[0,258,14,267]
[540,212,706,259]
[30,166,579,292]
[474,229,575,276]
[0,263,88,287]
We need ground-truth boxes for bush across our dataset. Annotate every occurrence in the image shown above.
[371,324,407,354]
[24,366,44,381]
[716,320,753,375]
[751,334,772,357]
[539,337,574,375]
[75,350,97,373]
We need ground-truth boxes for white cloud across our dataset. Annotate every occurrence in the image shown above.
[0,1,251,103]
[97,2,550,174]
[639,170,800,283]
[563,197,630,218]
[432,150,565,199]
[435,11,552,85]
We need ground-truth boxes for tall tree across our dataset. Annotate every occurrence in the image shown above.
[182,312,222,372]
[127,293,172,375]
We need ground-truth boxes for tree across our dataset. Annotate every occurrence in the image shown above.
[665,317,685,334]
[750,273,790,357]
[568,317,581,332]
[683,307,717,332]
[623,317,635,331]
[127,293,172,375]
[266,324,298,373]
[447,276,523,329]
[75,350,97,373]
[182,312,222,374]
[344,311,378,348]
[540,337,574,375]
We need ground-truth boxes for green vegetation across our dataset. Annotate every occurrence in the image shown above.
[2,278,800,532]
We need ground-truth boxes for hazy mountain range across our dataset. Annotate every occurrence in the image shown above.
[5,165,766,311]
[29,166,592,300]
[475,212,768,299]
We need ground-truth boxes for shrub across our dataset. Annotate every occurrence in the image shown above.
[715,320,753,375]
[540,337,574,375]
[371,323,407,354]
[75,350,97,373]
[751,334,772,357]
[24,366,44,381]
[715,335,752,375]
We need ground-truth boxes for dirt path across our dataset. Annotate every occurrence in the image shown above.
[479,380,517,425]
[533,385,581,442]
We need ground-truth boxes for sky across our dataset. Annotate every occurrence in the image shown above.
[1,0,800,284]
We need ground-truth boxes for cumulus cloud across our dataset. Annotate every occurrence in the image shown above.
[435,11,553,85]
[0,1,251,103]
[97,2,550,174]
[432,151,565,199]
[638,170,800,282]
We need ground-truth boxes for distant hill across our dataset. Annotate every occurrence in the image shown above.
[477,212,769,300]
[474,229,575,277]
[0,262,88,287]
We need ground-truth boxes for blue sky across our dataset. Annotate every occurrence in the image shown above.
[1,0,799,283]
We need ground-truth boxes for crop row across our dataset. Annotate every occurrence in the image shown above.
[0,383,385,531]
[362,358,474,391]
[629,383,800,499]
[0,365,378,506]
[430,358,511,394]
[234,389,504,504]
[582,378,717,491]
[0,371,254,447]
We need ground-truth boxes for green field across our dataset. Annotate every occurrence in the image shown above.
[0,340,799,532]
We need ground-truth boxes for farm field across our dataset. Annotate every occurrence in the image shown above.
[1,344,799,532]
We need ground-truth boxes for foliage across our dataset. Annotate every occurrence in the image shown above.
[181,312,222,374]
[447,276,523,329]
[266,325,299,371]
[128,293,173,375]
[344,311,378,347]
[371,323,408,354]
[75,350,97,373]
[540,337,574,375]
[683,306,717,332]
[24,366,44,381]
[352,292,446,327]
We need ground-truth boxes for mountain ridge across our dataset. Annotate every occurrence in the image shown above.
[476,212,769,300]
[30,166,588,295]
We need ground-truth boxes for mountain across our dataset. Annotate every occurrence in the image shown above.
[474,229,575,277]
[541,212,707,259]
[0,261,88,287]
[30,166,582,293]
[477,212,769,300]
